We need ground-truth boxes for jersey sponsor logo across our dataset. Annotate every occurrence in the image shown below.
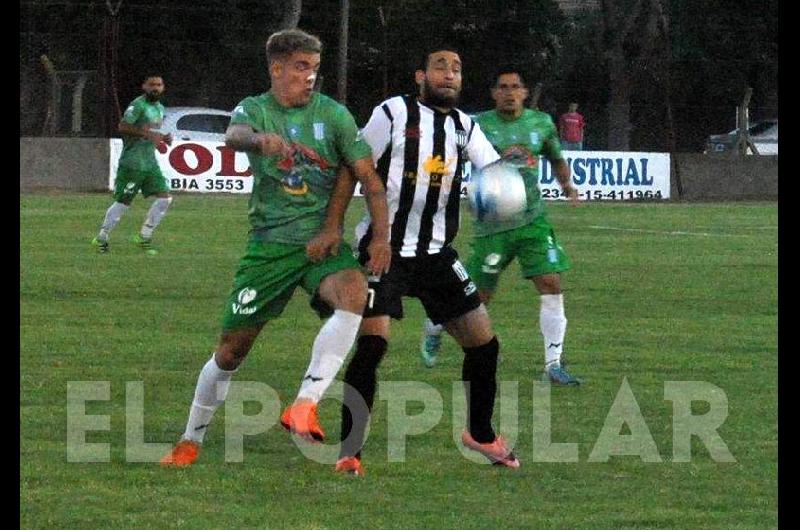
[232,287,258,315]
[276,144,331,196]
[313,122,325,140]
[280,171,309,195]
[404,126,420,139]
[530,132,540,145]
[422,155,456,186]
[502,145,538,168]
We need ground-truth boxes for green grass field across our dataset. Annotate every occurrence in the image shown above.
[20,193,777,529]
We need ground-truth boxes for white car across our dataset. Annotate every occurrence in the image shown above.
[705,119,778,155]
[161,107,232,143]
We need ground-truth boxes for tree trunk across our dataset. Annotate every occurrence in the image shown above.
[337,0,349,103]
[280,0,302,29]
[606,51,632,150]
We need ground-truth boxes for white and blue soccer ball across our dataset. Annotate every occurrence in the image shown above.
[467,160,528,222]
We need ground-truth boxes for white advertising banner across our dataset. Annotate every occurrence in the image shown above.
[457,151,671,201]
[110,141,670,201]
[109,139,253,194]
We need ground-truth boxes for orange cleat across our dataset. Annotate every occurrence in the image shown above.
[160,439,201,467]
[280,400,325,442]
[334,456,364,476]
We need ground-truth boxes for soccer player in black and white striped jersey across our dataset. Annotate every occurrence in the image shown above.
[335,46,520,475]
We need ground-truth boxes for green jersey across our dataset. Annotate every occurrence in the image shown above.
[230,92,372,245]
[118,95,165,173]
[473,109,563,236]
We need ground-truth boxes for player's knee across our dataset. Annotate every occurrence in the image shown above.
[534,274,561,294]
[335,269,368,310]
[216,334,254,369]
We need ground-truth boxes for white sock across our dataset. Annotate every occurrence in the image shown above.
[540,294,567,367]
[140,197,173,239]
[424,318,444,336]
[296,310,363,403]
[98,202,129,241]
[182,354,236,444]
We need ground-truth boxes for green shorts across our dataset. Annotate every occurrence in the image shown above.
[466,216,571,292]
[221,240,361,331]
[113,166,169,202]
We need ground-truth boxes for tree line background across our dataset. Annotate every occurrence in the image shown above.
[19,0,778,152]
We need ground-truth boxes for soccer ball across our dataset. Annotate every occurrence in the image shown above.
[467,160,527,222]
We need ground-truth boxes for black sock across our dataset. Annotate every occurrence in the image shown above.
[461,336,500,443]
[340,335,388,458]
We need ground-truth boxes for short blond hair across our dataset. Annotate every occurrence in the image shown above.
[266,29,322,63]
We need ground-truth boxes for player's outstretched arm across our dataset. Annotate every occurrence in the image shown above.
[351,157,391,275]
[225,124,291,157]
[118,121,171,145]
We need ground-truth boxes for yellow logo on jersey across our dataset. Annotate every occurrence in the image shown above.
[422,155,457,188]
[422,155,456,176]
[282,181,309,195]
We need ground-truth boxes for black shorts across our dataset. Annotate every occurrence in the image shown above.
[360,246,482,325]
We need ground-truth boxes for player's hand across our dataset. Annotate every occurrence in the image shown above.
[255,133,292,157]
[306,229,342,262]
[563,185,580,206]
[365,239,391,276]
[161,132,173,146]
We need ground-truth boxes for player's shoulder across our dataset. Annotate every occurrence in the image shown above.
[312,92,358,120]
[473,109,496,125]
[450,106,476,125]
[129,95,147,108]
[235,92,269,109]
[313,91,343,110]
[526,108,555,124]
[374,95,407,118]
[230,93,270,122]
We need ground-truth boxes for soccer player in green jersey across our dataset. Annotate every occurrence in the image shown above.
[91,74,173,254]
[421,67,582,385]
[161,29,391,466]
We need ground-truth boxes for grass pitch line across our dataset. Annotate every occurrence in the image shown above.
[587,225,756,237]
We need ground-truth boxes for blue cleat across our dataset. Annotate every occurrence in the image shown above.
[421,334,441,368]
[543,362,581,386]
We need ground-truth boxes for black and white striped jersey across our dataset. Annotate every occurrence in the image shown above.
[355,95,500,258]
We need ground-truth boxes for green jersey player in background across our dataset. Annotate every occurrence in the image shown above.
[91,74,173,254]
[161,29,391,466]
[421,67,582,385]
